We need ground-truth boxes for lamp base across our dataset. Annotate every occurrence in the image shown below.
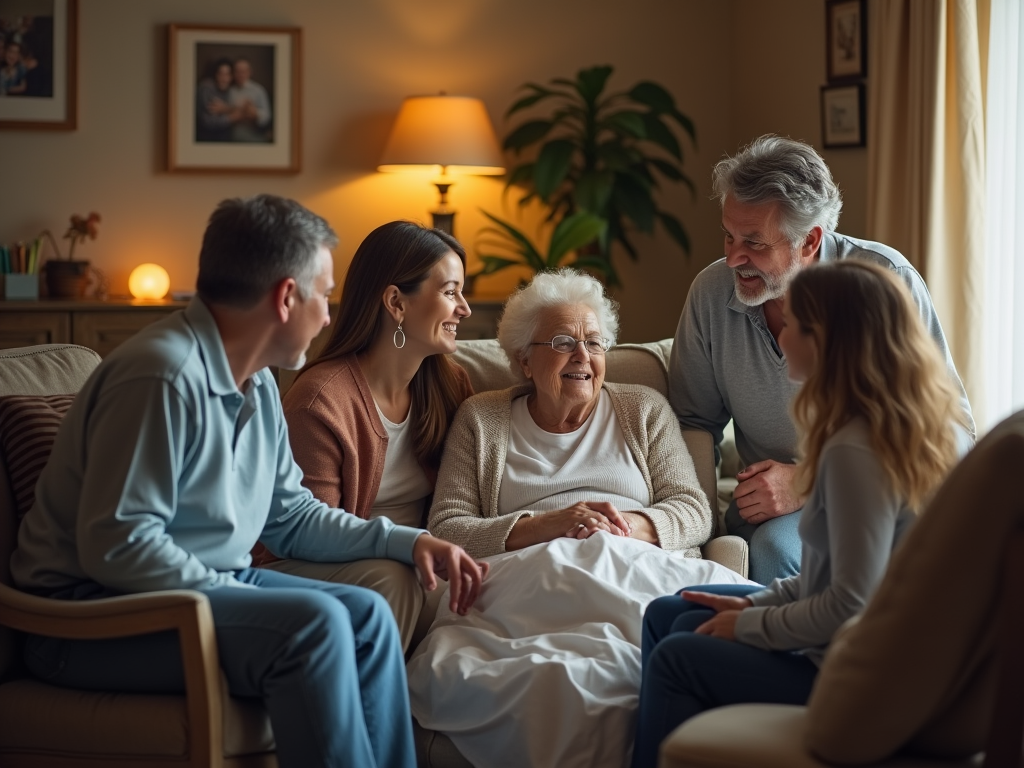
[431,210,455,235]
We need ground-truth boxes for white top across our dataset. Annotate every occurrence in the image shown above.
[497,390,650,516]
[370,401,432,528]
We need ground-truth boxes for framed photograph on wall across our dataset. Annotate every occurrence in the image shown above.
[0,0,77,130]
[821,83,865,148]
[168,24,301,173]
[826,0,867,81]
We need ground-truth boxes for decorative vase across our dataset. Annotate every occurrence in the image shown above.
[45,260,91,299]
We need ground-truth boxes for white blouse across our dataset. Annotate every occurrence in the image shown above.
[370,401,432,528]
[497,390,650,517]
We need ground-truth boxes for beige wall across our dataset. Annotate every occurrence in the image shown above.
[0,0,865,342]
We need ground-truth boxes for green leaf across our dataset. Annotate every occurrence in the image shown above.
[628,81,676,113]
[506,90,558,117]
[547,212,607,268]
[658,211,691,254]
[596,142,635,171]
[503,120,554,152]
[533,139,576,201]
[574,170,615,214]
[641,113,681,160]
[575,65,614,105]
[478,212,547,272]
[601,110,647,139]
[504,162,535,191]
[668,110,697,144]
[478,255,527,275]
[649,158,684,181]
[612,176,657,233]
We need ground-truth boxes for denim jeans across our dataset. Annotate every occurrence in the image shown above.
[631,584,818,768]
[725,499,802,585]
[24,567,415,768]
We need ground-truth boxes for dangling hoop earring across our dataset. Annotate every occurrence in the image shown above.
[393,323,406,349]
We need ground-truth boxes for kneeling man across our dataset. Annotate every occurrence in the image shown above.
[11,194,487,768]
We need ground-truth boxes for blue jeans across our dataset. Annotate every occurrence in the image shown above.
[23,568,414,768]
[632,584,819,768]
[725,499,802,585]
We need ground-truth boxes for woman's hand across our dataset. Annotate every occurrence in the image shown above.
[506,501,630,550]
[621,511,658,544]
[680,590,754,641]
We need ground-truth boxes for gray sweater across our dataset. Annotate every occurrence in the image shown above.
[668,232,975,468]
[733,418,916,665]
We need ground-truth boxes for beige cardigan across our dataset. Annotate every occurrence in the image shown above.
[427,382,713,559]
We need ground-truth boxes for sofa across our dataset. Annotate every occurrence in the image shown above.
[0,338,746,768]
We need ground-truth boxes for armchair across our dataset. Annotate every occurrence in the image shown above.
[0,344,275,768]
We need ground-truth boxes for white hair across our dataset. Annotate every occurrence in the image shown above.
[497,269,619,380]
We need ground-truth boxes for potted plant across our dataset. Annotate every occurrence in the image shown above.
[479,65,696,287]
[42,212,101,298]
[476,210,607,279]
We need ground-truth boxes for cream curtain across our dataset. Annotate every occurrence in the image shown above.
[867,0,988,422]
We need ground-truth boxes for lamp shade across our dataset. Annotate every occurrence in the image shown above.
[128,263,170,300]
[378,95,505,174]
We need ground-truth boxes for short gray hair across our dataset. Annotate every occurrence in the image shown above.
[497,269,619,379]
[197,194,338,308]
[712,135,842,245]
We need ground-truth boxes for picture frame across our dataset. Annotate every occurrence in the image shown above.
[821,83,865,148]
[0,0,77,130]
[168,24,301,174]
[826,0,867,82]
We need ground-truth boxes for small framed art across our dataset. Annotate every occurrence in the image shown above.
[826,0,867,82]
[167,24,301,173]
[0,0,77,130]
[821,83,865,148]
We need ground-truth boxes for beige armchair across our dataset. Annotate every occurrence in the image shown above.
[0,344,275,768]
[659,412,1024,768]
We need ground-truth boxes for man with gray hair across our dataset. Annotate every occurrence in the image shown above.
[668,135,973,585]
[11,194,487,768]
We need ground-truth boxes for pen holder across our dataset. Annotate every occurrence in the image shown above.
[1,274,40,300]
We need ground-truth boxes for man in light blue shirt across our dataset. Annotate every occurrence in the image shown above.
[668,135,973,585]
[12,194,487,768]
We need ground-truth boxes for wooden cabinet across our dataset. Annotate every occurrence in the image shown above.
[0,299,188,356]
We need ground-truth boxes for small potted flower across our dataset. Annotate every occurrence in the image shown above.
[42,212,101,298]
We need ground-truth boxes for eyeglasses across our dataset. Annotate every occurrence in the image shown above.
[530,335,610,355]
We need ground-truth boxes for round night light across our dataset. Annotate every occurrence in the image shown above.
[128,263,170,300]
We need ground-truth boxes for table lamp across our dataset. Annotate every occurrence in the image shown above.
[378,94,505,235]
[128,263,170,300]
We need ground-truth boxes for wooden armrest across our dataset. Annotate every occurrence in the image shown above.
[0,582,225,767]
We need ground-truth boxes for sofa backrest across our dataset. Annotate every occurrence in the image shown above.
[0,344,102,681]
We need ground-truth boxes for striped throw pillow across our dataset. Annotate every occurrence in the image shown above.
[0,395,75,522]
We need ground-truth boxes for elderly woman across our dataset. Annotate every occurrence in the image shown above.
[407,269,751,768]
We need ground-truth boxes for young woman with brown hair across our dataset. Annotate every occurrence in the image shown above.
[631,259,971,767]
[262,220,475,650]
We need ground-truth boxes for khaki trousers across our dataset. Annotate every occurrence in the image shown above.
[262,558,431,653]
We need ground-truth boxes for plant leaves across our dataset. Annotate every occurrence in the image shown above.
[533,139,576,201]
[628,81,676,113]
[547,212,607,268]
[641,113,681,160]
[649,158,684,181]
[596,142,635,172]
[506,90,558,117]
[667,110,697,144]
[575,65,614,105]
[478,212,547,272]
[601,110,647,139]
[612,175,657,233]
[574,170,615,214]
[658,211,691,255]
[478,255,528,275]
[504,162,536,191]
[503,120,554,152]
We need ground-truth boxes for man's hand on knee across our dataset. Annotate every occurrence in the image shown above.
[411,534,490,616]
[733,460,803,524]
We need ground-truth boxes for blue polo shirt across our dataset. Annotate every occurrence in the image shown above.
[12,298,423,596]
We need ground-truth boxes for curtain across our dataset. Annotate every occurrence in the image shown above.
[867,0,987,423]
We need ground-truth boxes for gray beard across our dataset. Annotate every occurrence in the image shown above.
[731,253,803,306]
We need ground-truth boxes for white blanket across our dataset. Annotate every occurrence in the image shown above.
[407,533,753,768]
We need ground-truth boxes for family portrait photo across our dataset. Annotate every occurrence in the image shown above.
[0,0,75,128]
[194,44,275,144]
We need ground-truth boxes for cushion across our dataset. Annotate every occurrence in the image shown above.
[0,344,100,398]
[805,411,1024,763]
[0,395,75,523]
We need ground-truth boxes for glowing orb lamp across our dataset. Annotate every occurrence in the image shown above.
[128,263,170,299]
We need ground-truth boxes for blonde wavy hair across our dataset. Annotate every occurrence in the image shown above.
[789,260,964,511]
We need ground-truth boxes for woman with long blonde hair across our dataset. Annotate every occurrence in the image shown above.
[631,259,970,767]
